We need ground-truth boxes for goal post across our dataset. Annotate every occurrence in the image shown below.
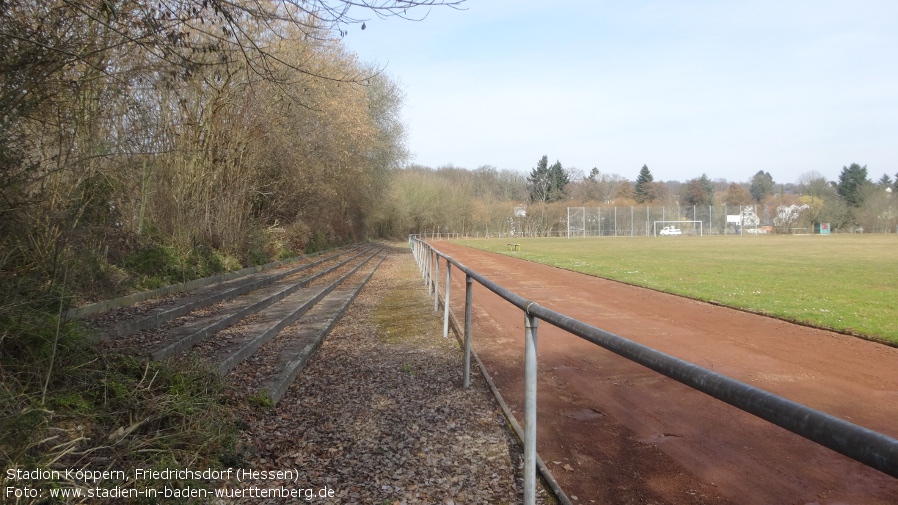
[567,207,586,238]
[653,220,703,236]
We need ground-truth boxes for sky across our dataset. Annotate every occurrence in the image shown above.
[339,1,898,184]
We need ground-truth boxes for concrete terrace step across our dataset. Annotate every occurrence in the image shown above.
[263,250,389,404]
[147,247,371,360]
[101,245,366,339]
[212,248,383,375]
[91,242,392,417]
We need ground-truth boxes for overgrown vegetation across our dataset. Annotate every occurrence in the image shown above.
[0,1,458,500]
[0,316,238,496]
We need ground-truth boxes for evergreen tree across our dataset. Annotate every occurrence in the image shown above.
[836,163,870,207]
[547,160,570,201]
[634,165,654,203]
[528,155,552,203]
[699,173,714,200]
[749,170,775,202]
[528,155,568,202]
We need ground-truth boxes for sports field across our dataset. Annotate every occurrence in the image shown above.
[458,234,898,344]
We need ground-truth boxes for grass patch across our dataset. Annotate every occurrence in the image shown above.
[0,311,241,501]
[248,390,275,410]
[374,261,443,345]
[459,235,898,344]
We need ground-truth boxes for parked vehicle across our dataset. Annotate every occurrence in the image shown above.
[659,226,682,236]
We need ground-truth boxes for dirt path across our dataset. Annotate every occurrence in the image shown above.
[434,241,898,505]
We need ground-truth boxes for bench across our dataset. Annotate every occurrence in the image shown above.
[507,243,520,251]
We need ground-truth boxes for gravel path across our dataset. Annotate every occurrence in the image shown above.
[232,248,552,504]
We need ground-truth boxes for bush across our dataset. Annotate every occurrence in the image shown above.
[123,244,178,282]
[305,229,330,253]
[122,242,246,290]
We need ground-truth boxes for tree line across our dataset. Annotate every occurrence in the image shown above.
[0,0,460,481]
[385,158,898,237]
[1,0,437,308]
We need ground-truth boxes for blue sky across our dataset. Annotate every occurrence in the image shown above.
[340,1,898,184]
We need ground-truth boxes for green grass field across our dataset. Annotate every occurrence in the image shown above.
[458,235,898,344]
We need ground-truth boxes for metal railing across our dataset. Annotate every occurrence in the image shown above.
[409,236,898,505]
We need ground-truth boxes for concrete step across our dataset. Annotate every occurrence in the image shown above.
[262,250,389,403]
[147,247,371,360]
[212,249,383,375]
[102,246,364,339]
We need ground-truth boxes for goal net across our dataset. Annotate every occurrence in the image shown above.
[567,207,585,238]
[653,220,703,236]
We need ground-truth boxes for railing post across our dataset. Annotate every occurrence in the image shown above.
[428,249,434,295]
[463,275,473,388]
[443,261,451,338]
[433,254,440,312]
[421,245,430,288]
[524,310,538,505]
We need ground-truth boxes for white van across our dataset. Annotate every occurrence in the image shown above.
[659,226,682,236]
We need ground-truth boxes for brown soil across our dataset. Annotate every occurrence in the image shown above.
[434,241,898,505]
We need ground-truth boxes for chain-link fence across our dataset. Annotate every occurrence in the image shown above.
[564,204,790,237]
[417,202,898,239]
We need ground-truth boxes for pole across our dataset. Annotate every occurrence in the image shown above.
[424,244,431,287]
[463,275,473,388]
[443,262,451,338]
[433,253,439,312]
[523,310,538,505]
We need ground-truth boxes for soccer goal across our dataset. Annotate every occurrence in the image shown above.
[653,220,703,236]
[567,207,586,238]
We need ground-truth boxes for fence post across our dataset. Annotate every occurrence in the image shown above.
[443,261,451,338]
[523,310,538,505]
[463,275,473,388]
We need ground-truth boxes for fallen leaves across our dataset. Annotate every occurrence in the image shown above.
[230,252,550,504]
